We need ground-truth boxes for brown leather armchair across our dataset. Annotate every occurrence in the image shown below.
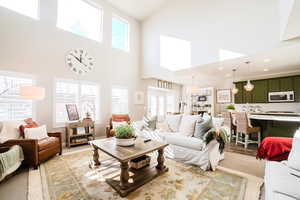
[106,114,130,138]
[0,132,62,169]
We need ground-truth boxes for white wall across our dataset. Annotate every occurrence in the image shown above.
[142,0,300,78]
[0,0,144,138]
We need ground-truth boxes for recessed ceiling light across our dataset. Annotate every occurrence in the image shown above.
[264,69,269,72]
[264,59,271,63]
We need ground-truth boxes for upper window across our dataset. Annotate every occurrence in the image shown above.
[57,0,103,42]
[112,87,128,114]
[54,79,100,126]
[112,16,129,51]
[0,71,34,121]
[160,35,191,71]
[0,0,39,19]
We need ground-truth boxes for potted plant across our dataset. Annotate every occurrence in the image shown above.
[115,125,136,147]
[225,104,235,112]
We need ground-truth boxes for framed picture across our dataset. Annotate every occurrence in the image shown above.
[217,89,232,103]
[134,91,144,105]
[66,104,80,121]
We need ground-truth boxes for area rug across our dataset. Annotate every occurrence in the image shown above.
[28,149,262,200]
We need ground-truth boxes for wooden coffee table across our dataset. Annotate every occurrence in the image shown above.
[89,137,169,197]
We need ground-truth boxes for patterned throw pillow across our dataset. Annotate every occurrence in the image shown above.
[194,116,213,140]
[143,116,157,131]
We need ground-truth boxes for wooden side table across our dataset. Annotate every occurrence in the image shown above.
[66,120,95,148]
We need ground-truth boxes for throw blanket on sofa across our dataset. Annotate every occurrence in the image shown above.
[257,137,292,161]
[0,145,24,181]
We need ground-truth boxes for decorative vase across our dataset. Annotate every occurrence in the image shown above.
[115,137,136,147]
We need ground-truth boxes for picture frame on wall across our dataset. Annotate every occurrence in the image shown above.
[216,89,232,103]
[66,104,80,121]
[134,91,144,105]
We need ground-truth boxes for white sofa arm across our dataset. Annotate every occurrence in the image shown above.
[163,134,205,151]
[205,139,222,171]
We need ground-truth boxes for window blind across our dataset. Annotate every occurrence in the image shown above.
[112,87,128,114]
[0,72,33,121]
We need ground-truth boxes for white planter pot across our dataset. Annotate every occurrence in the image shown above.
[115,137,135,147]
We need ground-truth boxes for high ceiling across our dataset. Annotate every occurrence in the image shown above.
[105,0,168,20]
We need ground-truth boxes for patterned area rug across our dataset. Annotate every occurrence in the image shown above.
[34,150,250,200]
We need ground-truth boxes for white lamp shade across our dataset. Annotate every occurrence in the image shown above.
[244,80,254,92]
[20,86,45,100]
[232,87,239,94]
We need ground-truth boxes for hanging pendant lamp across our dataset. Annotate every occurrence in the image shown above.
[244,61,254,92]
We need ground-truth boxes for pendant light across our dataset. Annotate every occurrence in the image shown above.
[244,61,254,92]
[232,68,239,94]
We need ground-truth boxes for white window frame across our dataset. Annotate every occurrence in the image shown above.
[53,78,100,127]
[0,70,36,121]
[56,0,103,42]
[0,0,40,20]
[111,86,129,115]
[112,14,130,52]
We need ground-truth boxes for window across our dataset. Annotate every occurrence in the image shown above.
[159,96,165,116]
[0,71,34,121]
[0,0,39,19]
[166,95,175,113]
[57,0,102,41]
[112,87,128,114]
[149,96,157,117]
[160,35,191,71]
[112,16,129,51]
[54,79,99,126]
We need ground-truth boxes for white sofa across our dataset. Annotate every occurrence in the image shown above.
[264,130,300,200]
[134,114,225,171]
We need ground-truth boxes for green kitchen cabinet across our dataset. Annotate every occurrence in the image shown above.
[252,80,268,103]
[268,79,280,92]
[293,76,300,102]
[234,82,244,104]
[279,77,293,91]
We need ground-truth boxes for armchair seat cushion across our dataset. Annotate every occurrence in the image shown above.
[38,137,59,152]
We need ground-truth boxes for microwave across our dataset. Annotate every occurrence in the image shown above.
[268,91,295,102]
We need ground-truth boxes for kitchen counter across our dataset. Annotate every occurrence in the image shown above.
[249,114,300,122]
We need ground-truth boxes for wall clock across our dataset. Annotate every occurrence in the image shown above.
[66,49,94,75]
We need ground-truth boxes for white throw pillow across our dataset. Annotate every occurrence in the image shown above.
[165,115,182,132]
[288,130,300,172]
[112,121,128,129]
[0,121,25,143]
[178,115,202,137]
[24,125,48,140]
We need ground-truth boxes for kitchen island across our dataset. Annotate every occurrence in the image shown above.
[249,113,300,138]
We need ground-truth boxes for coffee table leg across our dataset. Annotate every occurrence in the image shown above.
[156,148,166,170]
[92,145,101,166]
[120,162,129,189]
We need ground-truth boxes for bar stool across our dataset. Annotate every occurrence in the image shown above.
[235,112,261,149]
[222,112,237,143]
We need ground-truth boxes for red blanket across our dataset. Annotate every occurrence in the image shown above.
[256,137,293,161]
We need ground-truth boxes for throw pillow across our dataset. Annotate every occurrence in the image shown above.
[0,121,25,142]
[156,121,171,132]
[19,118,39,138]
[24,125,48,140]
[178,115,202,137]
[288,129,300,173]
[194,116,213,140]
[112,121,128,129]
[165,114,182,132]
[143,115,157,130]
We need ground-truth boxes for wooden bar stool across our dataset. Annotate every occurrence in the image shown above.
[222,112,237,143]
[235,112,261,149]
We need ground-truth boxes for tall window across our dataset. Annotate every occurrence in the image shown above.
[160,35,191,71]
[112,16,129,51]
[112,87,128,114]
[57,0,103,41]
[54,79,99,126]
[166,95,175,113]
[0,0,39,19]
[0,71,34,121]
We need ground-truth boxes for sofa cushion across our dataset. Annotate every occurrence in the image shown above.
[265,161,300,199]
[194,117,213,139]
[38,137,59,152]
[0,121,25,143]
[178,115,201,137]
[288,130,300,173]
[24,125,48,140]
[164,134,205,151]
[165,114,182,132]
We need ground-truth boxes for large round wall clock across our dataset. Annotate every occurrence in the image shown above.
[66,49,94,75]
